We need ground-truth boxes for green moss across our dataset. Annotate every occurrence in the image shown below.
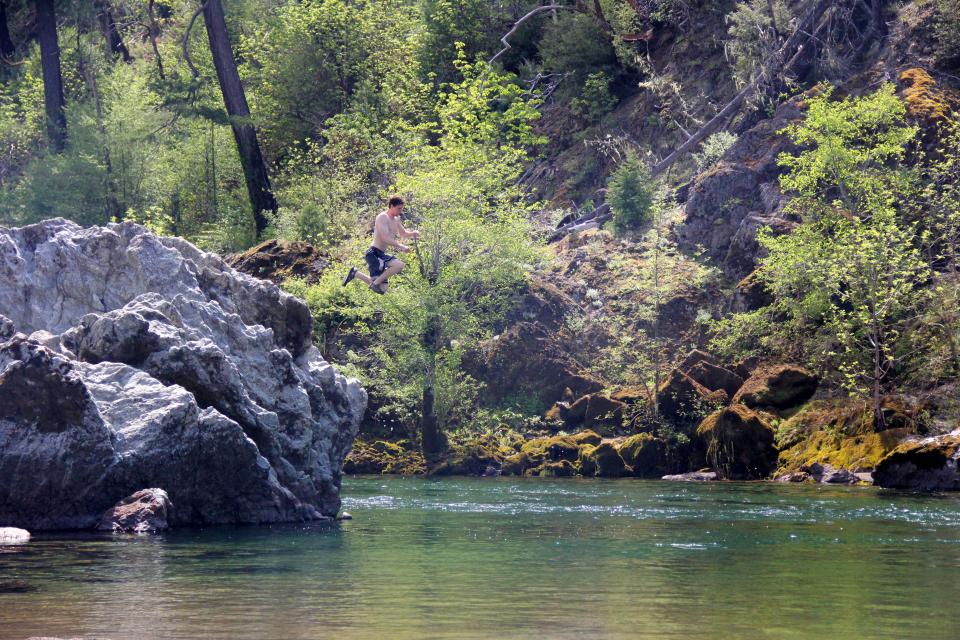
[775,399,920,474]
[618,433,667,478]
[526,459,578,477]
[578,442,628,477]
[696,404,777,480]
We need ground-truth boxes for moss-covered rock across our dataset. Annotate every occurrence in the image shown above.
[696,404,777,480]
[656,369,728,427]
[775,399,919,475]
[578,442,628,477]
[617,433,667,478]
[732,365,817,410]
[686,361,744,397]
[343,439,426,475]
[526,459,578,477]
[874,433,960,490]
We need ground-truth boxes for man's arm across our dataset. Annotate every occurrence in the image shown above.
[397,221,420,239]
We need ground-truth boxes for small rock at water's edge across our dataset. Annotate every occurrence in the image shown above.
[661,471,718,482]
[337,512,353,521]
[0,527,31,543]
[96,489,172,534]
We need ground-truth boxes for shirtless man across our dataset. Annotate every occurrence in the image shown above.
[342,195,420,294]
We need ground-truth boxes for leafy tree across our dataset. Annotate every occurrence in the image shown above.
[713,85,927,427]
[298,59,545,460]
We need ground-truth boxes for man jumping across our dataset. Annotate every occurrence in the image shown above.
[342,195,420,294]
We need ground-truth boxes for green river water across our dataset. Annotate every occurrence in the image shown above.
[3,476,960,639]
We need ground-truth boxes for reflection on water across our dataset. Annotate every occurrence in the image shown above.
[3,478,960,639]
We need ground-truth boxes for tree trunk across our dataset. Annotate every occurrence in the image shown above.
[96,1,131,62]
[202,0,276,237]
[146,0,165,79]
[420,315,448,462]
[36,0,67,152]
[0,1,16,60]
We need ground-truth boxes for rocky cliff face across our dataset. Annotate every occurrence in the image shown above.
[0,219,366,530]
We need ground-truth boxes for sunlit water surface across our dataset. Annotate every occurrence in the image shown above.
[3,477,960,639]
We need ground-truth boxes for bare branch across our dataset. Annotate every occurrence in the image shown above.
[488,4,579,67]
[182,0,208,81]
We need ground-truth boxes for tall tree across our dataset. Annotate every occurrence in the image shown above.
[95,0,131,62]
[202,0,276,236]
[0,1,16,61]
[35,0,67,151]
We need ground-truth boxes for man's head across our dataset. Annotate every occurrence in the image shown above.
[387,195,405,217]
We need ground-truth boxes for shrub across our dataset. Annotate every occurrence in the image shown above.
[608,152,655,233]
[570,71,619,123]
[692,131,738,172]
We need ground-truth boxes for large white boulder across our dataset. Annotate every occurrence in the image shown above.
[0,219,366,529]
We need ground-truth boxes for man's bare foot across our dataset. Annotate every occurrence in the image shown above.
[342,266,357,286]
[369,282,386,295]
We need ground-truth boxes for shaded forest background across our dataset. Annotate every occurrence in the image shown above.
[2,0,960,471]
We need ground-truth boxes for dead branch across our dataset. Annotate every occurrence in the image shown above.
[488,4,580,67]
[182,0,207,81]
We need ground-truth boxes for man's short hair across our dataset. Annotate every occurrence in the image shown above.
[388,195,405,208]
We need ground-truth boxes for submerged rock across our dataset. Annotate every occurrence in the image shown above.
[96,488,172,534]
[0,219,366,530]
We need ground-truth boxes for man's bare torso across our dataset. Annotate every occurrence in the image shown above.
[372,211,400,251]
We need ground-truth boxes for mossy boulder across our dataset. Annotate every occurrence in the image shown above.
[617,433,667,478]
[526,459,578,477]
[775,399,918,476]
[226,239,330,285]
[610,386,648,404]
[578,442,628,477]
[516,431,601,471]
[873,433,960,491]
[696,404,777,480]
[583,394,626,428]
[656,369,728,427]
[732,365,817,410]
[343,439,425,475]
[554,394,626,430]
[686,361,744,398]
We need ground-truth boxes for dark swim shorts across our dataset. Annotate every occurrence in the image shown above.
[365,246,395,278]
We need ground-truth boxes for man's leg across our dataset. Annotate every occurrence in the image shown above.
[372,259,404,287]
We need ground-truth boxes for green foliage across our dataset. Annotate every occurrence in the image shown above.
[725,0,791,87]
[713,85,930,418]
[608,152,656,233]
[777,85,918,210]
[935,0,960,63]
[419,0,498,86]
[239,0,424,157]
[298,60,546,438]
[692,131,738,172]
[570,71,619,123]
[538,12,618,98]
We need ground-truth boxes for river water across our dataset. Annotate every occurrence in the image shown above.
[3,477,960,639]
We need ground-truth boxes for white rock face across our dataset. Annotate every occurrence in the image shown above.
[0,219,366,529]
